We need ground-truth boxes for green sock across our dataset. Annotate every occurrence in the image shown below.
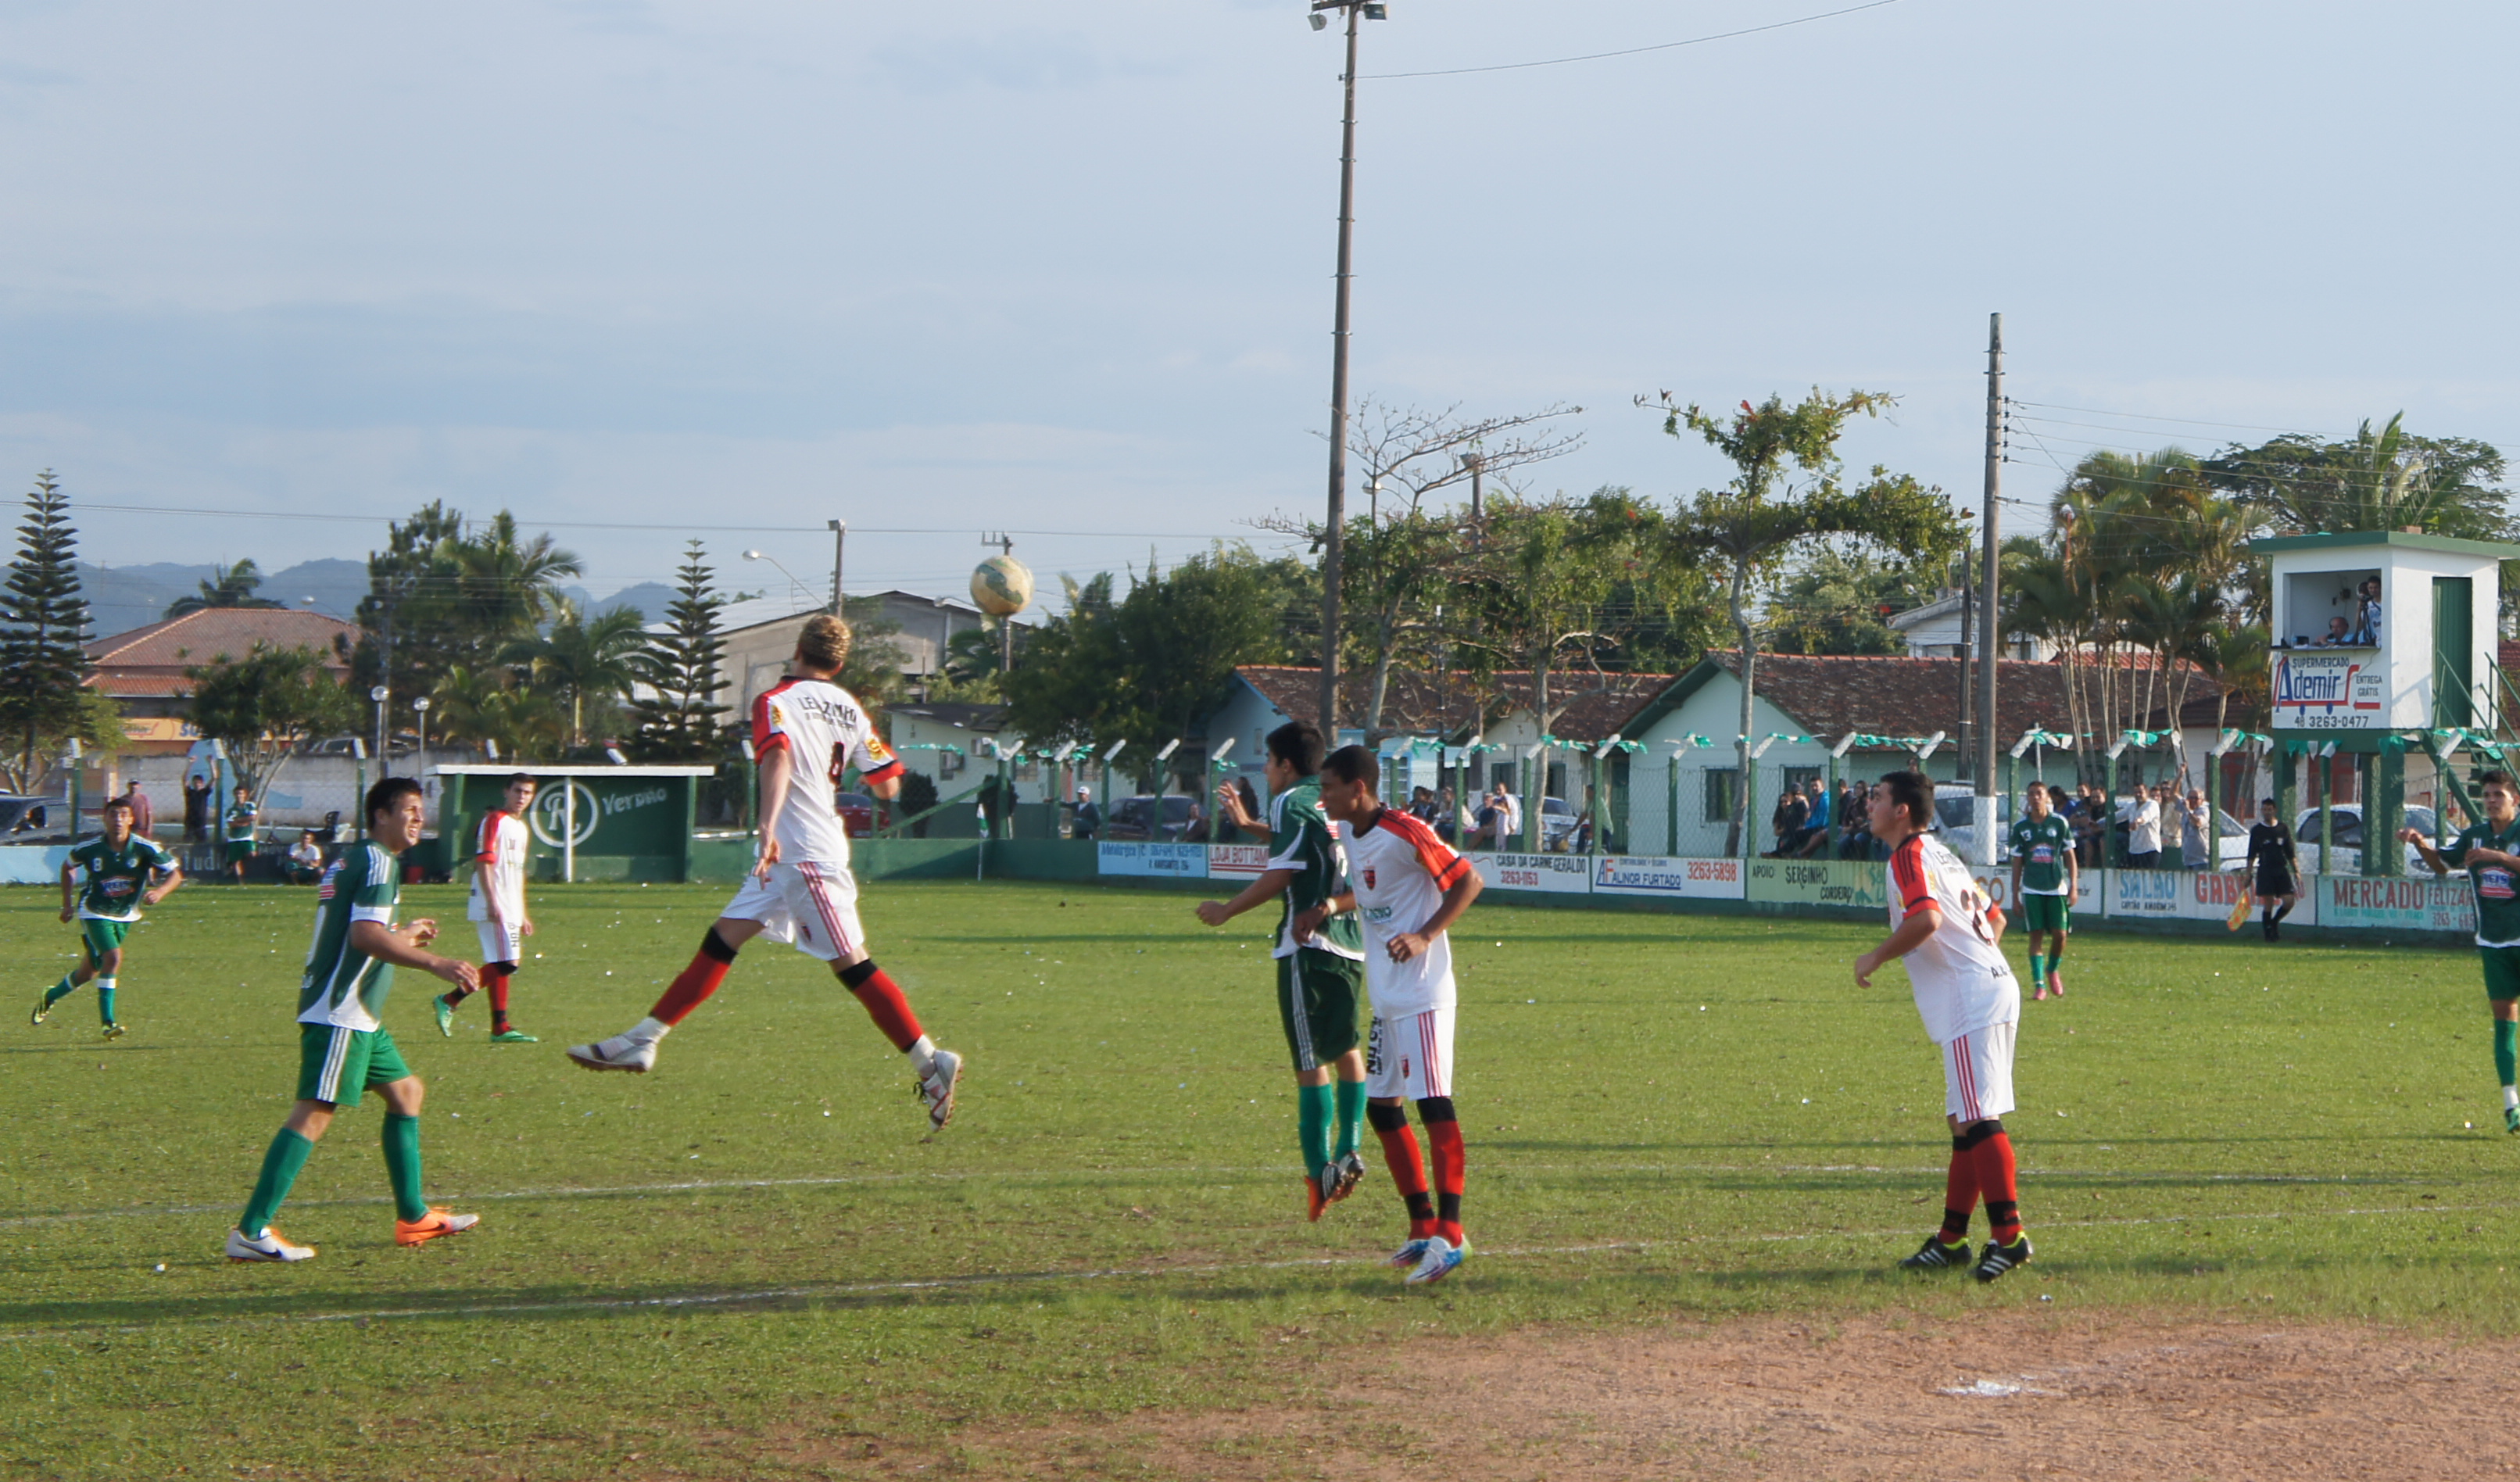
[2028,954,2046,987]
[382,1114,427,1222]
[239,1129,316,1237]
[2494,1021,2516,1092]
[41,975,75,1008]
[95,977,116,1026]
[1296,1083,1333,1174]
[1333,1079,1366,1162]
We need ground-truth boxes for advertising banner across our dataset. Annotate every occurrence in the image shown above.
[1473,852,1595,894]
[1593,854,1747,900]
[1745,858,1888,911]
[1207,843,1273,878]
[2106,867,2263,922]
[2322,875,2472,935]
[1097,842,1208,880]
[2271,651,2385,731]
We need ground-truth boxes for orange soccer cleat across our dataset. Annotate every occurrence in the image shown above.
[394,1208,481,1247]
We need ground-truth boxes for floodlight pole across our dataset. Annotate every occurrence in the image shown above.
[1314,0,1369,739]
[828,520,847,618]
[1971,312,2004,865]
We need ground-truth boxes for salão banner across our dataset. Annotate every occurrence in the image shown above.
[1097,842,1208,879]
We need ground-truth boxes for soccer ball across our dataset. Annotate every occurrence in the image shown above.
[971,555,1034,617]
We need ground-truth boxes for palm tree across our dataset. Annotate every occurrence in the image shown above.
[164,559,283,618]
[456,512,582,641]
[504,600,647,750]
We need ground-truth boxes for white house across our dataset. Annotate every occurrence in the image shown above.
[1887,592,2049,661]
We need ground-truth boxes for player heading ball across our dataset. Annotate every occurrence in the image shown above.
[1852,770,2032,1283]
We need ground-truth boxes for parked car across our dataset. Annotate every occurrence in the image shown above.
[836,791,877,836]
[0,794,53,836]
[2293,804,2436,876]
[1108,794,1197,843]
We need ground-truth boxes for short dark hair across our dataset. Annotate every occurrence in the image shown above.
[366,776,424,826]
[1265,721,1325,778]
[1877,770,1934,831]
[102,795,134,817]
[1322,744,1379,789]
[2479,769,2517,793]
[507,772,538,791]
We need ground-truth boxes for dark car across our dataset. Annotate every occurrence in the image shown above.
[0,795,52,836]
[836,791,877,836]
[1107,794,1196,842]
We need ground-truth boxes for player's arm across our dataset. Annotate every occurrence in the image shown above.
[348,919,478,991]
[2403,828,2455,875]
[754,743,795,873]
[1195,868,1296,928]
[1853,907,1938,987]
[57,859,76,922]
[2007,850,2024,908]
[1389,868,1483,964]
[142,851,183,904]
[1292,889,1356,940]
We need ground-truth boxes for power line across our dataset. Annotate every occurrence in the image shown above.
[66,501,1248,542]
[1362,0,1905,80]
[2009,401,2323,437]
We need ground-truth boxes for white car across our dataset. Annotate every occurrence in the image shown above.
[2291,804,2438,877]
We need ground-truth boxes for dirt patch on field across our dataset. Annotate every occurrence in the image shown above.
[925,1311,2520,1480]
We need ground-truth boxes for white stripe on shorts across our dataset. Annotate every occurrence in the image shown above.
[317,1026,351,1104]
[796,861,857,958]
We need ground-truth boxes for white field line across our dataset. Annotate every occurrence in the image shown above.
[0,1162,2448,1231]
[0,1201,2493,1341]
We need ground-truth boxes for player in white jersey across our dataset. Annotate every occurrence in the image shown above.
[567,615,963,1130]
[1305,746,1486,1285]
[1852,771,2031,1283]
[434,772,539,1042]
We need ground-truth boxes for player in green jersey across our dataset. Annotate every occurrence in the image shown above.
[2006,782,2078,1001]
[223,786,259,882]
[225,778,483,1262]
[1200,720,1373,1220]
[2405,769,2520,1133]
[34,795,181,1038]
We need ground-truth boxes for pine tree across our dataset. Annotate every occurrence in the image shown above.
[0,471,95,786]
[628,540,730,761]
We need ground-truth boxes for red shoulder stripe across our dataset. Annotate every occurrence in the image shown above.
[751,678,800,754]
[474,810,503,864]
[861,758,906,784]
[1374,809,1469,889]
[1890,836,1936,911]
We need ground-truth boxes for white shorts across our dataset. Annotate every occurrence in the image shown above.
[1942,1019,2017,1123]
[474,921,523,965]
[1366,1006,1455,1101]
[721,861,864,964]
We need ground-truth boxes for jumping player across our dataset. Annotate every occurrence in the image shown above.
[1854,771,2032,1283]
[435,771,539,1043]
[1304,745,1484,1284]
[1195,721,1372,1219]
[34,795,181,1039]
[2404,769,2520,1133]
[2249,797,2301,940]
[565,615,963,1131]
[226,778,482,1262]
[2007,781,2077,1001]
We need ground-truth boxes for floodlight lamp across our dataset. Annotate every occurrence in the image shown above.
[412,696,431,713]
[743,549,767,561]
[1362,2,1387,18]
[1308,11,1326,29]
[370,686,388,703]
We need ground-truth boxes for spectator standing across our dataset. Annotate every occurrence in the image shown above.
[2119,783,2163,868]
[1434,786,1459,843]
[1071,786,1101,842]
[124,786,154,841]
[2182,787,2211,869]
[183,774,213,844]
[1805,777,1831,833]
[2071,784,2106,867]
[2354,577,2383,645]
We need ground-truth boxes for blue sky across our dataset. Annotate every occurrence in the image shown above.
[5,0,2516,607]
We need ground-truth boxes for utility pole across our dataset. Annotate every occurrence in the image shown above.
[983,532,1016,675]
[1460,450,1484,548]
[827,519,847,618]
[1312,1,1383,739]
[1974,311,2004,864]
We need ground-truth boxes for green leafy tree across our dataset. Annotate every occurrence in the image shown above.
[628,541,732,761]
[2202,415,2512,540]
[0,472,96,792]
[182,643,360,797]
[1645,388,1967,854]
[164,559,283,618]
[1766,543,1945,657]
[503,599,647,752]
[352,504,582,737]
[1459,490,1669,737]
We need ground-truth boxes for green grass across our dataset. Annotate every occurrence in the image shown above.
[2,878,2516,1477]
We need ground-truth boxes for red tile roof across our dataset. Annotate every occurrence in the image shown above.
[85,609,359,698]
[1230,666,1678,743]
[1671,651,2231,747]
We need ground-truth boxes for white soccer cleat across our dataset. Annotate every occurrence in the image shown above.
[1405,1236,1466,1286]
[918,1048,961,1130]
[1383,1237,1433,1269]
[565,1032,657,1073]
[226,1226,317,1262]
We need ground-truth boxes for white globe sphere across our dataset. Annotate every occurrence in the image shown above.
[970,555,1035,617]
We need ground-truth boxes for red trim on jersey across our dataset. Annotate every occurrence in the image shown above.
[750,678,801,755]
[1889,835,1938,912]
[860,758,906,785]
[1368,807,1470,890]
[474,809,506,864]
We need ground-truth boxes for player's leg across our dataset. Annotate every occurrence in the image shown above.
[1903,1030,1999,1271]
[567,877,773,1071]
[2044,907,2069,997]
[1279,954,1340,1216]
[91,940,125,1036]
[35,926,104,1025]
[483,958,533,1041]
[231,1026,353,1261]
[374,1055,478,1245]
[436,922,496,1033]
[1291,949,1366,1214]
[1954,1021,2029,1282]
[1405,1008,1468,1285]
[2483,950,2520,1132]
[1365,1017,1435,1264]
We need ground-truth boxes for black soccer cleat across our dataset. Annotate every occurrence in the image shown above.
[1972,1234,2032,1283]
[1898,1236,1972,1272]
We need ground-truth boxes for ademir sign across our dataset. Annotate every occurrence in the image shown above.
[2271,651,2382,731]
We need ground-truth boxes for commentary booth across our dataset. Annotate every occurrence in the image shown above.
[2260,529,2519,878]
[431,764,718,883]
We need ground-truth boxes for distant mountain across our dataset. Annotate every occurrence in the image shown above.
[591,582,675,623]
[80,558,370,640]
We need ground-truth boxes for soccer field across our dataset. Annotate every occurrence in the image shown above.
[5,878,2518,1478]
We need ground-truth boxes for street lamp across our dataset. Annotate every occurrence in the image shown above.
[370,685,390,779]
[826,519,847,618]
[413,696,431,764]
[743,549,817,614]
[1310,0,1389,739]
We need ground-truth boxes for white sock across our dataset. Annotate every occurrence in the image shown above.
[630,1016,671,1043]
[907,1034,936,1076]
[2502,1085,2515,1111]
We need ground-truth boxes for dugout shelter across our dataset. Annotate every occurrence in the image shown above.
[431,764,718,883]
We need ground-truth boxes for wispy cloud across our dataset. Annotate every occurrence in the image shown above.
[867,30,1160,94]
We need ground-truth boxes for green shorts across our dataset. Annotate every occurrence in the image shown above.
[77,917,131,961]
[2018,893,2071,933]
[295,1022,413,1108]
[1275,947,1362,1072]
[2482,946,2520,1004]
[224,840,256,864]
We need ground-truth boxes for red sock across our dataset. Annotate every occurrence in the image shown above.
[650,952,731,1027]
[844,964,924,1052]
[485,967,512,1029]
[1940,1138,1979,1240]
[1426,1120,1466,1248]
[1971,1127,2021,1244]
[1376,1123,1434,1238]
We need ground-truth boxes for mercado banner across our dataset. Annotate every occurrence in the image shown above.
[1473,852,1594,895]
[1207,843,1273,878]
[1746,858,1888,911]
[2322,875,2472,934]
[1097,842,1208,880]
[1593,854,1746,900]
